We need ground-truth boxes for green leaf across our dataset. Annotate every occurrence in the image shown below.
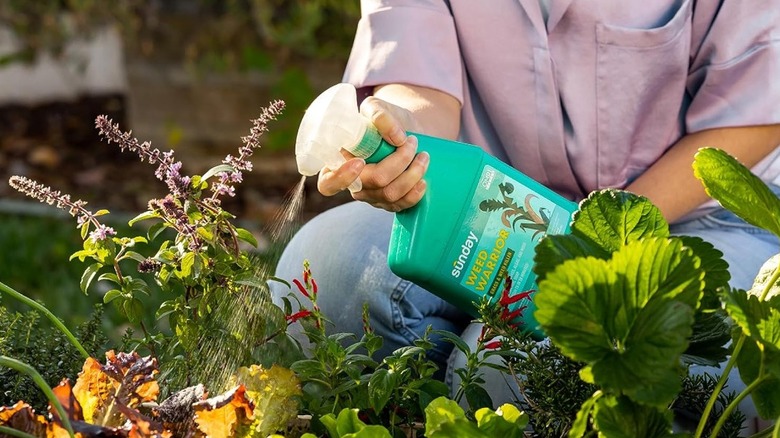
[80,263,102,294]
[236,228,259,247]
[201,164,235,181]
[147,222,168,242]
[464,384,493,411]
[424,397,487,438]
[474,403,528,437]
[721,289,780,349]
[121,251,147,263]
[678,236,731,302]
[69,249,95,262]
[682,311,731,366]
[103,289,123,304]
[694,147,780,238]
[534,233,609,282]
[367,369,396,413]
[320,408,393,438]
[128,210,158,226]
[535,238,703,407]
[179,252,196,277]
[94,209,110,217]
[593,395,672,438]
[123,298,144,323]
[570,391,602,438]
[749,254,780,301]
[736,338,780,419]
[571,189,669,253]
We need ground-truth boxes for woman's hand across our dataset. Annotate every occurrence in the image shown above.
[316,84,461,212]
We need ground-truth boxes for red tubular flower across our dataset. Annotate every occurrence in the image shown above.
[292,278,311,299]
[484,340,502,350]
[501,306,527,326]
[311,278,318,297]
[285,309,312,323]
[500,288,534,306]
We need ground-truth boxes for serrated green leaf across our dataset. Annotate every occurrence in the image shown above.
[571,189,669,253]
[693,148,780,238]
[535,238,703,407]
[570,391,602,438]
[128,210,158,226]
[721,289,780,349]
[678,236,731,300]
[682,311,731,366]
[749,254,780,301]
[736,338,780,419]
[103,289,123,304]
[236,228,259,247]
[534,233,609,282]
[80,263,101,294]
[593,395,672,438]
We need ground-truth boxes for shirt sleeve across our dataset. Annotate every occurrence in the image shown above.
[342,0,464,104]
[686,0,780,133]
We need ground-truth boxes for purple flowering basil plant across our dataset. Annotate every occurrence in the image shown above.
[7,101,288,365]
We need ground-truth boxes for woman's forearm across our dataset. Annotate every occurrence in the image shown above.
[372,83,461,140]
[626,124,780,223]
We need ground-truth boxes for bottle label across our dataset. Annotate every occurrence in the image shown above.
[445,164,573,304]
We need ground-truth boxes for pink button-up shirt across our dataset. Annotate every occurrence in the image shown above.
[343,0,780,206]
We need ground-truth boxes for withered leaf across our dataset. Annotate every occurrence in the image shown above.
[193,385,254,438]
[73,351,159,428]
[0,401,48,437]
[50,379,84,422]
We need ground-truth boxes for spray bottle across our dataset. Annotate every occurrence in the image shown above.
[295,83,577,338]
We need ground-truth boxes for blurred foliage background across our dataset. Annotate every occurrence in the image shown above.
[0,1,359,349]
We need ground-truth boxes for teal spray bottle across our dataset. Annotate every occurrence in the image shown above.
[295,83,578,338]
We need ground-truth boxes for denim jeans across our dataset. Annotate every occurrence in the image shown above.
[271,195,779,432]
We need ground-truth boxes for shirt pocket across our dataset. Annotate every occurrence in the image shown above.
[594,0,693,188]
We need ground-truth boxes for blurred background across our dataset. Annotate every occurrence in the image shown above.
[0,1,358,328]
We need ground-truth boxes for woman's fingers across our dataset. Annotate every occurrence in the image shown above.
[360,96,418,146]
[353,138,430,211]
[317,157,366,196]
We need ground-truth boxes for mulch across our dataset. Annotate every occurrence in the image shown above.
[0,95,351,230]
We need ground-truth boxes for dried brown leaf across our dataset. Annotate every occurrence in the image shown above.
[193,385,254,438]
[0,401,48,437]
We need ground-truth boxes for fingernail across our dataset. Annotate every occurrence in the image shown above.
[390,128,407,146]
[351,158,366,172]
[417,151,430,166]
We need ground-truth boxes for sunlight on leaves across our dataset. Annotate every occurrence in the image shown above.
[193,385,254,438]
[693,147,780,239]
[230,364,301,437]
[535,238,704,407]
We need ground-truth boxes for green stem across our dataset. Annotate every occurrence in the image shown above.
[0,281,89,359]
[694,334,746,438]
[0,426,37,438]
[709,375,768,438]
[758,263,780,302]
[773,415,780,438]
[0,356,76,438]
